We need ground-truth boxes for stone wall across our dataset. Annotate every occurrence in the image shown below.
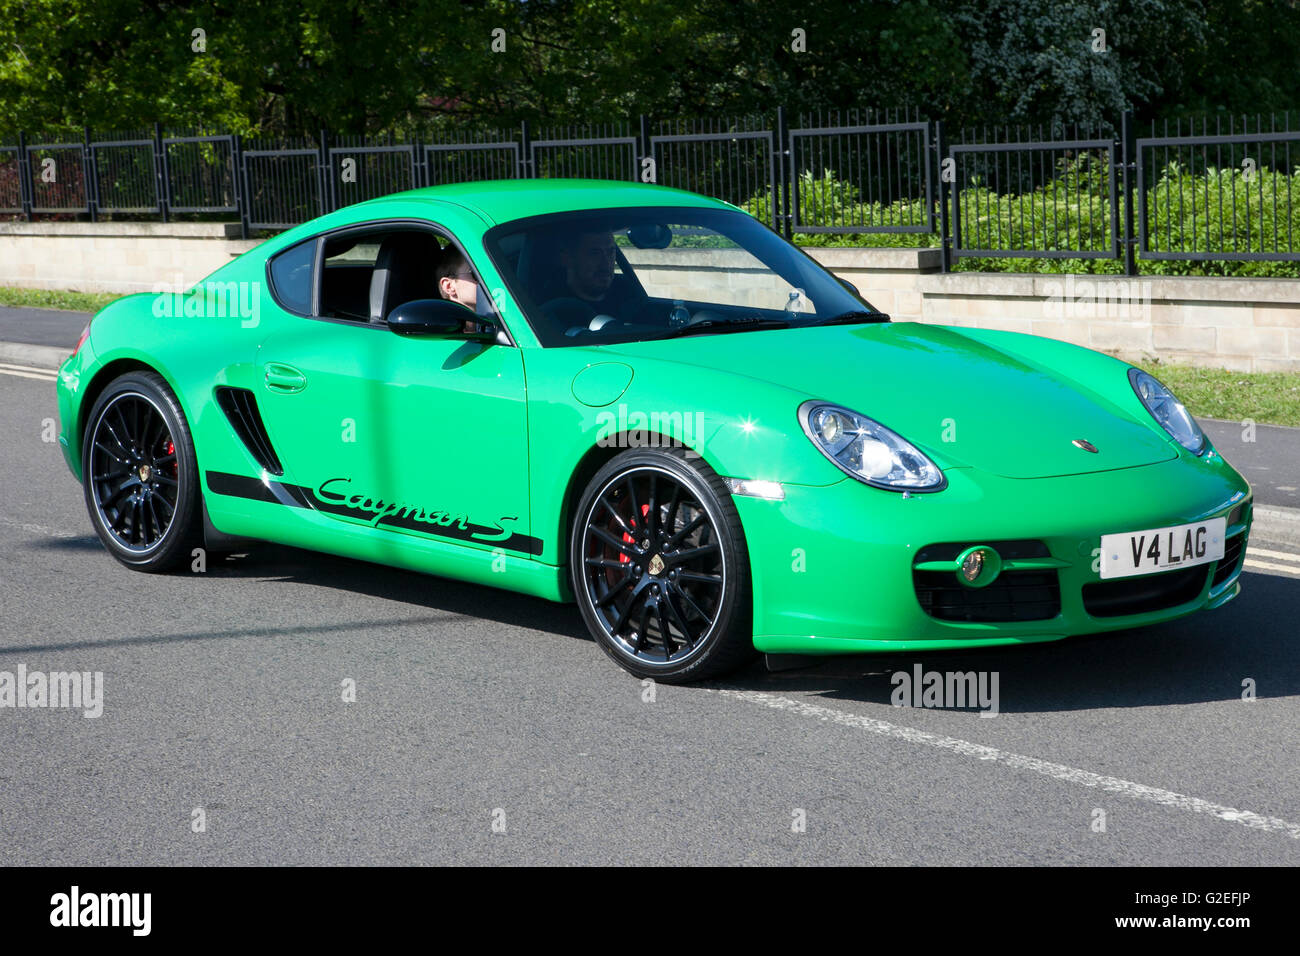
[815,248,1300,373]
[0,222,259,294]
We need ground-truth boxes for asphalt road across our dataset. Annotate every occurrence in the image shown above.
[0,305,89,349]
[2,368,1298,865]
[1202,419,1300,509]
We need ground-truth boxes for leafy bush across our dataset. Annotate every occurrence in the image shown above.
[750,160,1300,278]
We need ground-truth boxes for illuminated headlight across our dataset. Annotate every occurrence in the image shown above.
[725,477,785,500]
[1128,368,1206,455]
[798,401,945,491]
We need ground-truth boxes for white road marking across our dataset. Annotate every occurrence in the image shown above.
[718,689,1300,839]
[1244,559,1300,576]
[0,362,58,382]
[0,361,58,374]
[1248,547,1300,564]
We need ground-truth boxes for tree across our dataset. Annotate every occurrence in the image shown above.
[1,0,1297,138]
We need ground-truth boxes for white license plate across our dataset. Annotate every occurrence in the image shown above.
[1099,518,1226,580]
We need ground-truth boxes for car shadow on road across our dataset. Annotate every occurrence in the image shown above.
[7,538,586,656]
[26,535,106,552]
[724,570,1299,713]
[30,536,1298,713]
[187,542,590,640]
[211,549,1300,713]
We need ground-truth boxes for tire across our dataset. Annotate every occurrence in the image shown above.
[570,445,756,682]
[81,370,203,571]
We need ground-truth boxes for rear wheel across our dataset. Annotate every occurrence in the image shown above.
[571,446,755,682]
[81,371,202,571]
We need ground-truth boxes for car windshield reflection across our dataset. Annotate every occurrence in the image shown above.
[483,206,887,346]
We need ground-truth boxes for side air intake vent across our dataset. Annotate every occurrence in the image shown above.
[215,386,284,476]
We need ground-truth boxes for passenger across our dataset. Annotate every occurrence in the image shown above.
[436,247,490,333]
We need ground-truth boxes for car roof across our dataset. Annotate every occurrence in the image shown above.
[358,178,731,225]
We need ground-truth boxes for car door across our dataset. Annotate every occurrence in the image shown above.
[255,222,538,560]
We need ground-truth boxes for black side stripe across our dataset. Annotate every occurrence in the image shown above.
[205,471,296,505]
[204,471,543,556]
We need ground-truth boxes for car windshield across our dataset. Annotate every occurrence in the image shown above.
[482,206,885,347]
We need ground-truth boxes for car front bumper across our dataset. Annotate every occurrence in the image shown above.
[732,446,1251,654]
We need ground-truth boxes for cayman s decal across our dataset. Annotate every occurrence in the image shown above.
[205,471,543,555]
[314,477,520,543]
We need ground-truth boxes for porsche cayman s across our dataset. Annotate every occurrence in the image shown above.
[56,180,1252,681]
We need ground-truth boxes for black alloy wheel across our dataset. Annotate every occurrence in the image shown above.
[572,447,754,682]
[82,371,202,570]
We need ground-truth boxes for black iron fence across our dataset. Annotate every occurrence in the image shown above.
[944,124,1117,259]
[1136,115,1300,262]
[3,110,1299,273]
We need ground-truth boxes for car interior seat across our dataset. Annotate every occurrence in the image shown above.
[368,232,444,325]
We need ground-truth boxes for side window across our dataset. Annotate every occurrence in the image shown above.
[268,239,316,315]
[319,236,385,321]
[269,225,501,331]
[319,228,446,324]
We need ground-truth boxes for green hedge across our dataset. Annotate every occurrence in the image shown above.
[749,163,1300,278]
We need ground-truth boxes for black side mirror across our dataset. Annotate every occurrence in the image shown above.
[837,276,862,297]
[387,298,470,336]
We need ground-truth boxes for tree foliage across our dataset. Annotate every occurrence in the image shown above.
[1,0,1299,136]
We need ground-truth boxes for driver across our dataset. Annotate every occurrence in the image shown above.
[557,230,631,318]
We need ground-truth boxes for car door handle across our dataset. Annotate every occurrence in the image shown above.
[264,363,307,393]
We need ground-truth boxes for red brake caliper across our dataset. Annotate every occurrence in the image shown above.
[618,504,651,564]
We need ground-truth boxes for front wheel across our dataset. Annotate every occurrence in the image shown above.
[570,446,755,682]
[81,370,202,571]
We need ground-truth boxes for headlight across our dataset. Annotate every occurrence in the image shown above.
[1127,368,1206,455]
[798,401,945,491]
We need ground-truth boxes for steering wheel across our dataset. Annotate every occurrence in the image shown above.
[540,296,600,333]
[544,296,668,337]
[563,314,627,337]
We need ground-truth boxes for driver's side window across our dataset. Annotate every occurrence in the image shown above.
[315,227,494,330]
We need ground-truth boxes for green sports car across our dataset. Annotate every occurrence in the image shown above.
[56,179,1252,682]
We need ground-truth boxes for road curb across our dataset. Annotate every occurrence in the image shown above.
[1205,417,1300,433]
[0,341,68,370]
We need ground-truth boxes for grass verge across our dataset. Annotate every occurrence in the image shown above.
[0,286,121,314]
[1140,362,1300,428]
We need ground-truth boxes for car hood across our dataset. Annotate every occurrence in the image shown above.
[603,322,1178,479]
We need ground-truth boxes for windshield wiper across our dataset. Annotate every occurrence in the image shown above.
[659,316,792,338]
[804,310,891,327]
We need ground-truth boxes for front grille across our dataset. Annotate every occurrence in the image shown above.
[914,539,1051,563]
[1082,565,1207,618]
[1211,534,1246,588]
[913,540,1060,622]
